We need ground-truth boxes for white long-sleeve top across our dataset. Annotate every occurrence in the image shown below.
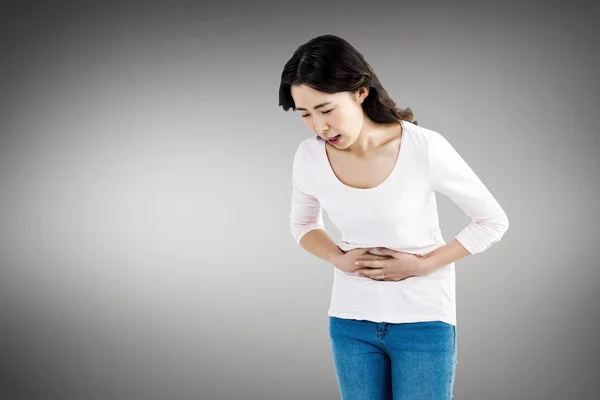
[289,120,509,326]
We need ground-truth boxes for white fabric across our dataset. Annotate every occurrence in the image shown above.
[290,120,509,326]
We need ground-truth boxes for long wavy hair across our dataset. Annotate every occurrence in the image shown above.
[278,34,417,126]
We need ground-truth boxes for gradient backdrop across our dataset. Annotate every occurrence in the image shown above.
[1,1,598,399]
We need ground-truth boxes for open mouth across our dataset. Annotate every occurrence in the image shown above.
[327,134,341,144]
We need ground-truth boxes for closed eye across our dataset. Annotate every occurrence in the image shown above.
[302,109,333,118]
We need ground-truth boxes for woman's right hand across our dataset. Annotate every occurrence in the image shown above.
[332,248,392,273]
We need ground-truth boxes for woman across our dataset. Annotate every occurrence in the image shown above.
[279,34,509,400]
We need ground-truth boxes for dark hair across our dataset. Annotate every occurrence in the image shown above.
[278,34,417,126]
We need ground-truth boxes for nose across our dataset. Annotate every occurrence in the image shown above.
[315,119,329,136]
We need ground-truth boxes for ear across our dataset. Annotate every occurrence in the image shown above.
[352,87,369,105]
[358,87,369,104]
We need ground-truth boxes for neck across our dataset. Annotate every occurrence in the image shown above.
[346,118,401,155]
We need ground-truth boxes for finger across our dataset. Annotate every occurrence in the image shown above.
[350,248,372,254]
[354,260,384,268]
[375,247,398,255]
[357,268,384,278]
[356,254,392,261]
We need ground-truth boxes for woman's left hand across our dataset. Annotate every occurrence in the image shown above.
[354,247,431,281]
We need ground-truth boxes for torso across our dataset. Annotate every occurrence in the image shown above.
[325,123,403,190]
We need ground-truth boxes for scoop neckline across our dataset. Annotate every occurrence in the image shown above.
[322,120,407,192]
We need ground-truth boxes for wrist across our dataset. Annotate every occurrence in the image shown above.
[329,246,346,266]
[417,255,436,276]
[328,248,345,265]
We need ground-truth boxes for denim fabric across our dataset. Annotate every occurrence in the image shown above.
[329,316,457,400]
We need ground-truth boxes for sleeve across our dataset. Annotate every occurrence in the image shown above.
[289,147,326,244]
[429,130,509,254]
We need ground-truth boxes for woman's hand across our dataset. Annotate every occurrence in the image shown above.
[354,247,431,281]
[332,248,392,274]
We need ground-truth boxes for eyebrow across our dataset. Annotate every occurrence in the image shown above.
[295,102,332,111]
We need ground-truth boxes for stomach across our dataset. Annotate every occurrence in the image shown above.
[336,240,454,280]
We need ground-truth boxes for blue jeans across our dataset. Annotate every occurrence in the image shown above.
[329,316,457,400]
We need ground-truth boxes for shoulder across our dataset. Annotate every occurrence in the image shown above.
[401,121,458,164]
[291,136,324,192]
[401,120,445,148]
[293,135,324,169]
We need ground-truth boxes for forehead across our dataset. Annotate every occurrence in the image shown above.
[291,85,344,108]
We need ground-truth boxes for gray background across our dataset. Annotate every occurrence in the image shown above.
[1,0,598,399]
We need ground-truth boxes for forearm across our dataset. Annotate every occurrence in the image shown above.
[420,238,471,273]
[299,229,345,265]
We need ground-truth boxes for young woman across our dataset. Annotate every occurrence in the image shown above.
[279,34,509,400]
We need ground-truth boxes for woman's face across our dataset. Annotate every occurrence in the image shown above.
[290,84,368,149]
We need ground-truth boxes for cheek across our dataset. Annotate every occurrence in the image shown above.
[337,109,361,130]
[300,117,311,128]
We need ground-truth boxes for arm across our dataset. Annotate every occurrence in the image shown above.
[298,229,345,265]
[421,130,509,272]
[290,149,344,265]
[419,239,471,274]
